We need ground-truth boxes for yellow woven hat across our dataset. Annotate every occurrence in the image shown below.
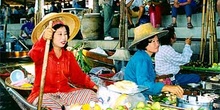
[31,13,80,44]
[129,23,168,49]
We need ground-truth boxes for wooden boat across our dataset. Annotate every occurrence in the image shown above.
[0,65,37,110]
[82,48,115,69]
[0,50,117,110]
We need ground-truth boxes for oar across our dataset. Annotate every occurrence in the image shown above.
[37,21,53,110]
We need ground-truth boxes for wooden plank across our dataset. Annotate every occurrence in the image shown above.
[82,49,114,65]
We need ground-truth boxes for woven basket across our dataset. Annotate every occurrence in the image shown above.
[5,77,32,91]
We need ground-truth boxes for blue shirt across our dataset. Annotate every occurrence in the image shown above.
[178,0,197,7]
[21,21,34,36]
[155,44,192,76]
[124,50,164,100]
[126,0,143,9]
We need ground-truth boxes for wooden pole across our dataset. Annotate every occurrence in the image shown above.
[37,21,52,110]
[119,0,126,48]
[211,0,218,63]
[210,0,214,64]
[199,0,207,61]
[93,0,99,13]
[35,0,45,109]
[34,0,44,25]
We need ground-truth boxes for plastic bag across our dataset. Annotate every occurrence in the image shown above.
[97,86,146,109]
[111,67,125,81]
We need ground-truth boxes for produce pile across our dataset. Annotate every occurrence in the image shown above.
[68,101,179,110]
[151,92,177,105]
[182,61,220,72]
[67,81,179,110]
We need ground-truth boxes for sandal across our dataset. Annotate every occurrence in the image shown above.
[187,23,193,29]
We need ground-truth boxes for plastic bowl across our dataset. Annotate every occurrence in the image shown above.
[10,69,25,83]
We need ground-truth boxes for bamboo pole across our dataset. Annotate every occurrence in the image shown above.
[210,0,214,64]
[207,0,212,64]
[203,0,210,61]
[199,0,207,61]
[211,0,218,63]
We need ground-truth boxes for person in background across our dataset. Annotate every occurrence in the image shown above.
[27,3,35,17]
[148,0,164,28]
[217,0,220,26]
[124,23,184,100]
[155,26,201,85]
[170,0,195,28]
[2,4,12,24]
[100,0,115,40]
[72,0,82,8]
[57,2,62,12]
[20,15,35,38]
[49,1,58,13]
[27,13,98,110]
[126,0,145,29]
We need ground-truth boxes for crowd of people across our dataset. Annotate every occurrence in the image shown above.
[0,0,219,41]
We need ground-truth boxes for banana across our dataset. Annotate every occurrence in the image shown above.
[21,83,33,88]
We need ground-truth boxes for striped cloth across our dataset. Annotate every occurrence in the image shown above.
[32,89,98,110]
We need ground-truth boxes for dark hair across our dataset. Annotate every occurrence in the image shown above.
[26,15,34,21]
[49,23,70,51]
[136,35,155,50]
[159,26,175,45]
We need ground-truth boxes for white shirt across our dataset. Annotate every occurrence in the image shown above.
[155,44,193,76]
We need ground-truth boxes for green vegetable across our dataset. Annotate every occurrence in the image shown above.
[71,42,92,73]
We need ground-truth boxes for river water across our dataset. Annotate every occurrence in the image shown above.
[0,84,21,110]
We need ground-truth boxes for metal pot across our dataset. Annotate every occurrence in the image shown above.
[177,95,214,110]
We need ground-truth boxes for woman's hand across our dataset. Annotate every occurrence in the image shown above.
[162,85,184,98]
[43,21,54,41]
[92,85,99,91]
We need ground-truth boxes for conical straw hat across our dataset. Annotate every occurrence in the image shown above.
[129,23,168,49]
[31,13,80,44]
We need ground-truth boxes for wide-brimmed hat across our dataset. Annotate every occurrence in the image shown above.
[31,13,80,44]
[129,23,168,49]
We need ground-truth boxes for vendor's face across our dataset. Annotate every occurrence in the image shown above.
[52,26,68,48]
[146,35,160,55]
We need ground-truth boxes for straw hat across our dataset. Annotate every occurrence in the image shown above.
[31,13,80,44]
[129,23,168,49]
